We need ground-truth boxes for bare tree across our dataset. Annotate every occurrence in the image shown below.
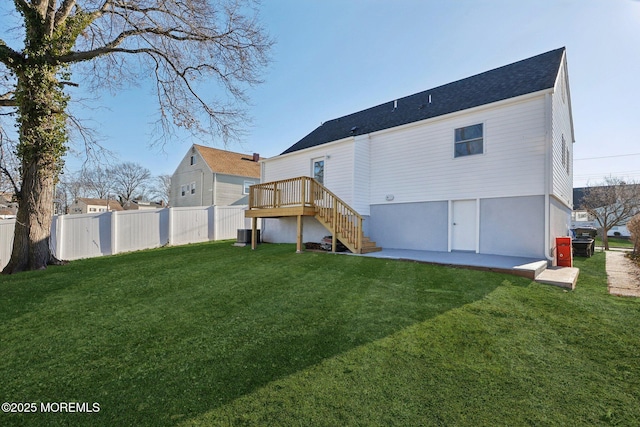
[112,162,152,204]
[579,177,640,250]
[56,170,90,213]
[0,1,272,273]
[83,167,115,200]
[151,174,171,206]
[0,126,20,197]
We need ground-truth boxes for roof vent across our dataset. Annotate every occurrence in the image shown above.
[350,126,358,134]
[393,99,398,110]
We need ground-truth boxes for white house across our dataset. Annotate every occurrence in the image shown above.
[170,144,262,207]
[68,197,124,214]
[250,48,575,262]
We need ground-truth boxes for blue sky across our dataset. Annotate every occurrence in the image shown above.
[8,0,640,187]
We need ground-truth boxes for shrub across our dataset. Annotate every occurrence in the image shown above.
[628,214,640,256]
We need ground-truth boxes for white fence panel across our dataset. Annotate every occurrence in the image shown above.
[57,212,112,260]
[170,206,213,246]
[115,209,170,254]
[0,219,16,271]
[0,205,249,268]
[215,206,255,240]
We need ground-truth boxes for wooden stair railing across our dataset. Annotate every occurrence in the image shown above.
[249,176,381,254]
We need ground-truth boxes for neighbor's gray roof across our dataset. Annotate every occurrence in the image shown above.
[282,47,566,155]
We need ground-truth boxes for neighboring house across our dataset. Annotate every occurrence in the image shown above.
[68,198,124,214]
[123,200,165,210]
[0,192,17,219]
[170,144,262,207]
[250,47,574,261]
[572,187,637,237]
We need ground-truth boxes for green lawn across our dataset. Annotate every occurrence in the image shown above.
[595,236,635,249]
[1,242,639,426]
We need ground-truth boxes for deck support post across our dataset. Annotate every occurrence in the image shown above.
[251,217,257,250]
[296,215,303,253]
[332,206,337,253]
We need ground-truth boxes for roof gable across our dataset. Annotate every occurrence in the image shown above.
[282,48,566,155]
[194,145,261,178]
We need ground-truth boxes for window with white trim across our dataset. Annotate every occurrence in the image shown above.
[312,158,324,184]
[181,185,186,197]
[243,180,255,195]
[190,182,196,195]
[454,124,483,158]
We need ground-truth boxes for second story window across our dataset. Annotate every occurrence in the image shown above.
[190,155,196,165]
[312,159,324,184]
[454,124,484,158]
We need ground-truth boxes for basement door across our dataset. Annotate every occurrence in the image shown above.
[451,199,477,252]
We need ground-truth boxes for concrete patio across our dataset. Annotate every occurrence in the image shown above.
[357,248,579,289]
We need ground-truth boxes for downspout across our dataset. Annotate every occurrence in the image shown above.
[544,92,554,262]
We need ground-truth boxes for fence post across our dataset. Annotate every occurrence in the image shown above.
[55,214,64,261]
[168,207,174,246]
[211,205,217,241]
[111,211,118,255]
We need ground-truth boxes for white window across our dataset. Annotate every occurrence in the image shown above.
[181,185,186,197]
[89,208,96,212]
[190,182,196,195]
[575,212,589,222]
[312,158,324,184]
[243,181,255,195]
[190,155,196,165]
[454,124,483,158]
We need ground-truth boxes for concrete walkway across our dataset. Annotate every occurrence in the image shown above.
[606,250,640,297]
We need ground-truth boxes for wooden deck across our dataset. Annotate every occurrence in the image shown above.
[245,176,381,254]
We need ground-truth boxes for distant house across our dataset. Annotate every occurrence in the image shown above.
[122,200,165,210]
[572,186,639,237]
[170,144,262,207]
[68,198,123,214]
[247,48,575,262]
[0,192,17,219]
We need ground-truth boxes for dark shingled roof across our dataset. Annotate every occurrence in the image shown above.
[282,47,566,155]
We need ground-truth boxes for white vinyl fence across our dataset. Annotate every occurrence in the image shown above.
[0,205,257,270]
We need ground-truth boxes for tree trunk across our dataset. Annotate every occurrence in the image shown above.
[2,60,67,274]
[2,161,55,273]
[602,229,610,251]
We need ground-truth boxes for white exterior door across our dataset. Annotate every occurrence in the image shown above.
[451,200,477,251]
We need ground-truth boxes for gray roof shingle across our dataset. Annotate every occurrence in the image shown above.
[282,47,565,155]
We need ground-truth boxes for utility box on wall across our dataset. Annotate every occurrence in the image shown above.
[556,237,572,267]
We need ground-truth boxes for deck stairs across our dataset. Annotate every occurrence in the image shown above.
[246,176,381,254]
[314,206,381,254]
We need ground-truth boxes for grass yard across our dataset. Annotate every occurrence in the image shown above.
[1,242,639,426]
[595,236,635,249]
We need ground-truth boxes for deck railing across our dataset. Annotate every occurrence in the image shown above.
[249,176,363,252]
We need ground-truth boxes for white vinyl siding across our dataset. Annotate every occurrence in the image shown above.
[352,135,371,215]
[369,95,547,204]
[263,139,355,207]
[550,60,574,208]
[171,149,207,207]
